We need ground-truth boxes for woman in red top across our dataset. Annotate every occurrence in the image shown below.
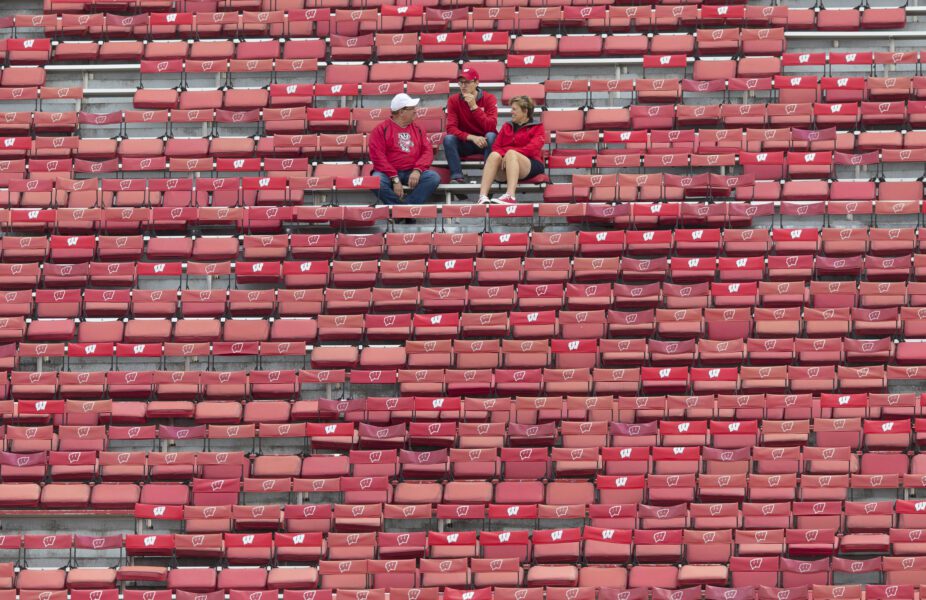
[477,96,546,205]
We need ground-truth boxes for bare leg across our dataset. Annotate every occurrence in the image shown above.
[479,152,503,197]
[502,151,532,196]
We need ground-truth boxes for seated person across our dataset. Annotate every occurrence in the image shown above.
[369,93,441,205]
[477,95,545,205]
[443,68,498,183]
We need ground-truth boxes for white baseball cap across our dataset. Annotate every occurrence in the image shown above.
[390,93,420,112]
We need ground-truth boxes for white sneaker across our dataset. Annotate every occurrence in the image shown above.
[494,193,516,205]
[477,195,491,204]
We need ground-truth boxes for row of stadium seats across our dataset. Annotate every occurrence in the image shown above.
[0,30,798,62]
[15,134,926,164]
[0,471,920,509]
[46,121,926,155]
[9,133,926,163]
[4,414,926,442]
[3,305,926,339]
[0,559,850,596]
[0,583,923,600]
[1,140,926,169]
[16,445,870,479]
[4,435,926,470]
[10,6,906,38]
[0,527,917,565]
[2,147,926,176]
[29,257,926,287]
[19,30,799,64]
[0,526,920,556]
[8,228,926,260]
[0,369,912,398]
[0,362,914,396]
[0,389,914,417]
[3,278,926,306]
[67,123,926,154]
[0,586,820,600]
[0,230,916,258]
[5,283,926,310]
[8,254,926,280]
[0,203,882,235]
[6,192,926,217]
[6,255,926,289]
[0,169,918,197]
[2,586,922,600]
[0,337,909,369]
[128,79,926,108]
[14,228,926,257]
[0,445,923,477]
[113,500,926,528]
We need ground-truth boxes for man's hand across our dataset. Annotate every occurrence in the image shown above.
[468,135,488,149]
[408,169,421,189]
[462,93,477,109]
[392,179,404,200]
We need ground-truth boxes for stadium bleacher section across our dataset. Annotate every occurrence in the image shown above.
[3,0,926,600]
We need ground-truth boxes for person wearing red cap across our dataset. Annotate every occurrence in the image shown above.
[443,68,498,184]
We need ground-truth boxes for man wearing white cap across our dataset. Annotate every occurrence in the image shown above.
[368,93,441,205]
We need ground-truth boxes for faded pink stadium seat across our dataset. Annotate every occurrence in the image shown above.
[0,483,40,507]
[217,567,267,590]
[17,569,65,590]
[133,89,179,110]
[67,568,117,589]
[629,565,678,590]
[818,9,861,31]
[1,67,45,87]
[90,483,140,508]
[167,568,218,592]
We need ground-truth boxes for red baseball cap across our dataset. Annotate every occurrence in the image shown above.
[458,68,479,82]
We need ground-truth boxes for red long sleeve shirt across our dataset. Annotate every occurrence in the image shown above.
[368,118,434,177]
[492,120,546,162]
[446,90,498,138]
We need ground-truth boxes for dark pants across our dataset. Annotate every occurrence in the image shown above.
[443,132,497,179]
[373,169,441,205]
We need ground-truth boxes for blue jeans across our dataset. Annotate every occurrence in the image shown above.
[373,169,441,205]
[442,132,497,179]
